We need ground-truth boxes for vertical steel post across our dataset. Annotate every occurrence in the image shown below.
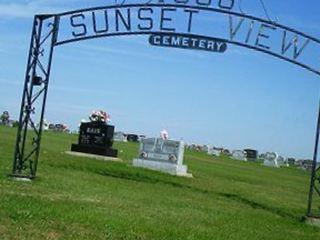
[12,16,39,174]
[11,15,57,179]
[33,16,60,176]
[307,100,320,217]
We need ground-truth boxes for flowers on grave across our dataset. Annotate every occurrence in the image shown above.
[89,110,111,123]
[160,129,169,140]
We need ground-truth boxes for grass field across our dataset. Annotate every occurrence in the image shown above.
[0,125,319,239]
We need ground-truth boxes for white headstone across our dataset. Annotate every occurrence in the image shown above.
[263,152,279,168]
[133,138,192,177]
[43,119,49,131]
[201,145,211,153]
[113,131,127,142]
[208,147,221,156]
[277,156,289,167]
[231,150,247,161]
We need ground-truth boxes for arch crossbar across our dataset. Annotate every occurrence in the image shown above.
[10,3,320,218]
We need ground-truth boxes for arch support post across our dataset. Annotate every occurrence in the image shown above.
[307,100,320,218]
[11,15,59,180]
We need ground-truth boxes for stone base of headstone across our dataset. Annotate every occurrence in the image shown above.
[305,216,320,228]
[133,158,193,178]
[278,161,289,167]
[208,149,221,157]
[246,158,258,162]
[232,157,247,162]
[71,144,118,158]
[263,160,279,168]
[66,151,121,162]
[10,176,32,182]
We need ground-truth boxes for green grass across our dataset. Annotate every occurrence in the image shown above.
[0,125,319,239]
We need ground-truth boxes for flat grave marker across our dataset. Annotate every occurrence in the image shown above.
[231,150,247,161]
[133,138,192,177]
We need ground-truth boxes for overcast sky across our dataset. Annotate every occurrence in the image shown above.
[1,0,320,159]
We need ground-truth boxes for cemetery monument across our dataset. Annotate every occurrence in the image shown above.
[244,149,258,161]
[133,130,192,177]
[201,145,211,153]
[70,110,118,159]
[277,156,289,167]
[231,150,247,161]
[208,147,222,156]
[127,134,139,142]
[263,152,279,168]
[113,131,127,142]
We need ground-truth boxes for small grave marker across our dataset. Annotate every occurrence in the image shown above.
[133,138,192,177]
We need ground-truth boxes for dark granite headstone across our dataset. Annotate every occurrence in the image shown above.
[71,122,118,158]
[244,149,258,161]
[127,134,139,142]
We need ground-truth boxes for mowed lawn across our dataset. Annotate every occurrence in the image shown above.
[0,126,319,239]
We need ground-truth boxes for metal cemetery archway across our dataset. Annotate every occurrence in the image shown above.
[11,2,320,218]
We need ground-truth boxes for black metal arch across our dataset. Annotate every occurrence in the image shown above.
[11,3,320,219]
[56,3,320,44]
[51,4,320,76]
